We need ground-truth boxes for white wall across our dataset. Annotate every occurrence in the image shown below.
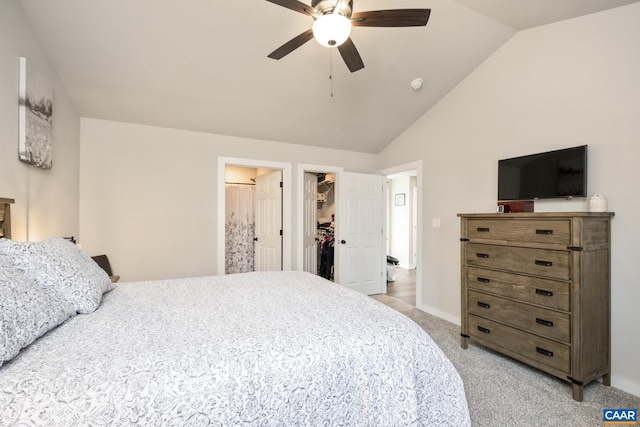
[79,118,378,282]
[0,0,80,241]
[378,3,640,396]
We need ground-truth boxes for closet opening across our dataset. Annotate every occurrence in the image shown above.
[313,173,336,280]
[297,164,343,279]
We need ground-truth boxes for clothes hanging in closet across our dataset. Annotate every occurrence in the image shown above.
[318,236,334,280]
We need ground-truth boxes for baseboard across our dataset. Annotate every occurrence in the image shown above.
[611,375,640,398]
[398,263,415,269]
[417,303,461,326]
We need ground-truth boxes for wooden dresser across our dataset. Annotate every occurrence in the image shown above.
[458,212,613,401]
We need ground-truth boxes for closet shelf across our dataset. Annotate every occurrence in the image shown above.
[319,180,334,191]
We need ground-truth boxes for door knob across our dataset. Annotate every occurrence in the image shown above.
[253,237,258,242]
[340,240,346,244]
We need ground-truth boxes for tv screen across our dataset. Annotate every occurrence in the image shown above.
[498,145,587,201]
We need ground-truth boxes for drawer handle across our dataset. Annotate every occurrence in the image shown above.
[477,302,490,309]
[476,253,490,259]
[477,277,490,283]
[477,326,491,334]
[536,347,554,357]
[535,288,554,297]
[536,318,554,327]
[534,260,553,267]
[477,227,490,232]
[536,229,554,235]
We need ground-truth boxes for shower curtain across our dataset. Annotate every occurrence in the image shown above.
[225,185,256,274]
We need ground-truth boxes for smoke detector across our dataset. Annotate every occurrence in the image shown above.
[410,78,423,90]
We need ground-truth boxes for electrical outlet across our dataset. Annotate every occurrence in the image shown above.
[432,218,441,228]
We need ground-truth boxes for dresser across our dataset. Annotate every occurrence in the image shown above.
[458,212,613,401]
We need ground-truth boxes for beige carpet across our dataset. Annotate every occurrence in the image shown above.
[371,294,640,427]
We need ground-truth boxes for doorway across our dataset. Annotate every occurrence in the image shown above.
[304,172,336,279]
[296,164,343,274]
[379,161,422,307]
[224,165,258,274]
[217,157,292,275]
[386,171,418,269]
[224,166,284,273]
[297,165,386,296]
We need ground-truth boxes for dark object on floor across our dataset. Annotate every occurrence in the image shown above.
[387,255,399,281]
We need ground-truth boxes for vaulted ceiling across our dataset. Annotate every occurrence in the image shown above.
[18,0,639,154]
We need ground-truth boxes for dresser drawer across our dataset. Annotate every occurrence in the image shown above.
[468,315,570,373]
[466,219,571,245]
[466,243,570,280]
[467,267,570,311]
[468,290,570,342]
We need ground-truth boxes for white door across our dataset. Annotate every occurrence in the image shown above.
[335,172,385,295]
[303,173,318,274]
[255,170,282,271]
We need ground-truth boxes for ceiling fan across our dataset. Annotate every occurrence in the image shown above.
[265,0,431,72]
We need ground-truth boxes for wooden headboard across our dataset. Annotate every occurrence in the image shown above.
[0,198,15,239]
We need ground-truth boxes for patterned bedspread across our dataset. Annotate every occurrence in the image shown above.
[0,271,469,426]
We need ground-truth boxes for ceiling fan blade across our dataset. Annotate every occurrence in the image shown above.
[351,9,431,27]
[268,29,315,60]
[265,0,315,17]
[337,38,364,73]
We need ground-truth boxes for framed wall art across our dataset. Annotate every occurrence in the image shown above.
[395,193,405,206]
[19,57,53,169]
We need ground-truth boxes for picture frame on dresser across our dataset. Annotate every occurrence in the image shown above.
[457,212,614,401]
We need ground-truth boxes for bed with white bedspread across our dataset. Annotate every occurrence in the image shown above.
[0,237,469,426]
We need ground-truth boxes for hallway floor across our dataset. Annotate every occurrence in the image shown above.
[386,267,416,306]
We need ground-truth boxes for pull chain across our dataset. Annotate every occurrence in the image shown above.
[329,48,334,98]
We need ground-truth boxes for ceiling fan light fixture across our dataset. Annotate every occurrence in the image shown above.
[312,13,351,47]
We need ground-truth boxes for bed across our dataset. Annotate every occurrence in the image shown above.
[0,236,470,426]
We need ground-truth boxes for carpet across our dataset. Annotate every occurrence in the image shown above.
[371,294,640,426]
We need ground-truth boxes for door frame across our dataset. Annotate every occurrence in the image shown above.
[296,163,344,271]
[217,157,292,275]
[378,161,423,306]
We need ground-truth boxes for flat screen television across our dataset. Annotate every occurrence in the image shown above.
[498,145,587,201]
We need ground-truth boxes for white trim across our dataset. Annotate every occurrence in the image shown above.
[421,305,461,326]
[217,157,292,275]
[378,161,423,306]
[611,375,640,398]
[295,163,344,271]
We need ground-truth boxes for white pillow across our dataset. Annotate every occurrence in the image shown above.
[0,237,115,314]
[0,257,75,366]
